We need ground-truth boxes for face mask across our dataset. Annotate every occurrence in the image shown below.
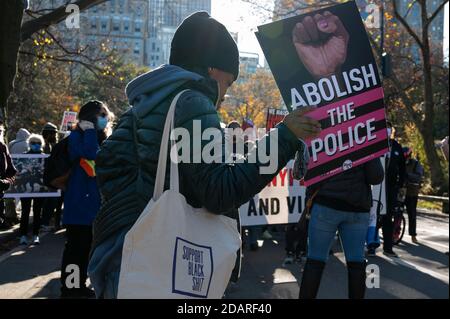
[97,116,108,130]
[387,128,392,138]
[30,144,42,152]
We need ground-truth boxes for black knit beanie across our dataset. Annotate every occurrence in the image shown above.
[170,11,239,80]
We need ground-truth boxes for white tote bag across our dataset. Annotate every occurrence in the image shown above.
[118,90,241,299]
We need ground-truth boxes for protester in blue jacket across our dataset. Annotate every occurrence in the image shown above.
[60,100,114,299]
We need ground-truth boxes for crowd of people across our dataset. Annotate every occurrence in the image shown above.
[0,11,447,300]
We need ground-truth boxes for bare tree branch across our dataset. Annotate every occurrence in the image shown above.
[392,0,424,49]
[18,49,103,78]
[426,0,449,27]
[20,0,106,43]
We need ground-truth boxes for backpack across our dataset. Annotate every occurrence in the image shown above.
[43,137,72,190]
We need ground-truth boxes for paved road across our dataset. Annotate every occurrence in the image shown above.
[0,213,448,299]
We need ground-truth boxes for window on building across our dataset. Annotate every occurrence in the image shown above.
[91,19,97,30]
[110,0,115,13]
[101,20,107,31]
[134,42,140,54]
[124,20,130,32]
[152,43,156,51]
[135,22,141,33]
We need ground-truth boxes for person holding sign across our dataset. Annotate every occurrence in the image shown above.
[19,134,46,245]
[300,158,384,299]
[88,12,321,299]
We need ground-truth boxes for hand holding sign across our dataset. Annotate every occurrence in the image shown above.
[292,11,349,79]
[283,106,322,140]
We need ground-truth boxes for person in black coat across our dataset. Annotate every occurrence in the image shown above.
[0,122,17,230]
[381,122,406,257]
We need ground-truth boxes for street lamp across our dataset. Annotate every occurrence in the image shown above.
[379,1,392,77]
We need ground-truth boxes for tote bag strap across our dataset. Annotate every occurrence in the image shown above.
[153,89,190,201]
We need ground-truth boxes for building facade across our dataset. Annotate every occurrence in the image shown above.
[82,0,149,66]
[147,0,211,68]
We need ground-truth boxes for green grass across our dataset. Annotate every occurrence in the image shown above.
[417,200,442,212]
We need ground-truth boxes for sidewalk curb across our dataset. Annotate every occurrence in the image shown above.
[417,209,449,219]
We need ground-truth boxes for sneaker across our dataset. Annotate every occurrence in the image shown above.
[32,235,40,245]
[261,230,273,240]
[367,248,376,257]
[411,236,419,244]
[19,235,29,245]
[283,253,295,265]
[383,250,398,258]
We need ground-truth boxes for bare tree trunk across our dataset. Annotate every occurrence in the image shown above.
[419,0,446,193]
[0,0,24,112]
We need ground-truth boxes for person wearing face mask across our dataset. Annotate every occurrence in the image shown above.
[88,11,321,299]
[380,121,406,258]
[60,100,114,299]
[19,134,46,245]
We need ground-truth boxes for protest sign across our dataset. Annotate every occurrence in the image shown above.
[60,111,77,132]
[239,160,306,226]
[240,109,306,226]
[4,154,61,198]
[256,1,389,186]
[266,108,288,131]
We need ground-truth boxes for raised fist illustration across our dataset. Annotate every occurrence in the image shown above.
[292,11,349,79]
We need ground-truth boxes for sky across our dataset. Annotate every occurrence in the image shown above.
[211,0,273,65]
[211,0,450,66]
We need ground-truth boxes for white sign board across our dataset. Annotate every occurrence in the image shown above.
[239,160,306,226]
[4,154,61,198]
[60,111,78,132]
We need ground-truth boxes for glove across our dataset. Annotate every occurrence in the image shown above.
[0,179,11,192]
[78,120,95,131]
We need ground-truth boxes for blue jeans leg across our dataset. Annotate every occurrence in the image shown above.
[338,213,370,262]
[307,204,343,262]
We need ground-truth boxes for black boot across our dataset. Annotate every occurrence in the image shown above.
[347,260,367,299]
[299,258,325,299]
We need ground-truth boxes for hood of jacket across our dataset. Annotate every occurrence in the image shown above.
[15,128,31,141]
[125,64,219,116]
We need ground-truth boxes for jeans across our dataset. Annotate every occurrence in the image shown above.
[405,195,418,236]
[307,204,370,263]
